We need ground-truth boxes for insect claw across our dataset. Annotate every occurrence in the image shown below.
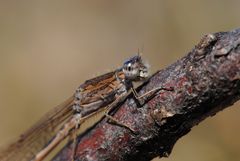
[105,114,138,134]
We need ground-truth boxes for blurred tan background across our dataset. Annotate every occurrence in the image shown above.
[0,1,240,161]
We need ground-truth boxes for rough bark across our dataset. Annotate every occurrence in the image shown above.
[52,28,240,161]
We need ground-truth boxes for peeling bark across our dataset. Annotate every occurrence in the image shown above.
[52,28,240,161]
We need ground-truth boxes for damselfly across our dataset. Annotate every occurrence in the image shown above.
[0,55,172,161]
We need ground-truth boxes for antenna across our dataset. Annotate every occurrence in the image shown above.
[137,44,144,56]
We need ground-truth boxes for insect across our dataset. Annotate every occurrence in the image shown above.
[0,55,172,161]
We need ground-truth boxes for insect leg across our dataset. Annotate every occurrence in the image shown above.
[70,113,82,161]
[131,86,174,102]
[105,87,173,134]
[33,115,82,161]
[104,97,137,134]
[70,87,85,160]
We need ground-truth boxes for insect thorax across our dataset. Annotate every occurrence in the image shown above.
[72,70,129,114]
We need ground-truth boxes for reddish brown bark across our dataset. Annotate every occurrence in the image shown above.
[52,28,240,161]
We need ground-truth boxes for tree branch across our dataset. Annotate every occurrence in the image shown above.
[52,28,240,161]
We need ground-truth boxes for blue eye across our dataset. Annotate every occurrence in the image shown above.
[124,55,140,65]
[124,60,131,65]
